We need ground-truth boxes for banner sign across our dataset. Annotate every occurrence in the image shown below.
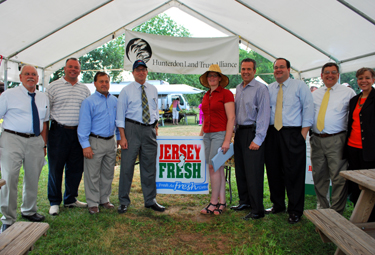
[156,136,209,194]
[124,30,239,74]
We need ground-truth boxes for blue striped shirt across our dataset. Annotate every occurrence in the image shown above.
[78,91,120,149]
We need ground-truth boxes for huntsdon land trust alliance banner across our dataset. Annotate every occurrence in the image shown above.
[124,30,239,75]
[156,136,209,194]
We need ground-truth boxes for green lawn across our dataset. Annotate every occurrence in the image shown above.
[0,125,354,254]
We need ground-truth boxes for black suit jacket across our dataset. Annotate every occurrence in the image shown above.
[344,88,375,161]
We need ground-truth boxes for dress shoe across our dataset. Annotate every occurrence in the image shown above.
[1,224,12,233]
[230,204,251,211]
[265,206,285,214]
[243,211,265,220]
[288,214,301,224]
[49,205,59,216]
[64,200,88,208]
[118,204,128,214]
[100,202,115,209]
[21,213,45,222]
[88,207,99,214]
[145,202,165,212]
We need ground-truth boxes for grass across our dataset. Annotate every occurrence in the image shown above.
[1,124,354,254]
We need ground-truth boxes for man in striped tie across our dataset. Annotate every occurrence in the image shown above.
[310,62,355,214]
[116,60,165,214]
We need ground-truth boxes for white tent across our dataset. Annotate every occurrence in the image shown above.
[1,0,374,86]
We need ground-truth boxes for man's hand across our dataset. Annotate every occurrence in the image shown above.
[249,141,260,150]
[83,147,94,159]
[119,138,128,150]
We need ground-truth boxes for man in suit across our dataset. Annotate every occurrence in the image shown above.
[0,65,49,232]
[265,58,314,224]
[116,60,165,213]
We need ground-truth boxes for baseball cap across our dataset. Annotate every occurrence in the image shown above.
[133,60,147,70]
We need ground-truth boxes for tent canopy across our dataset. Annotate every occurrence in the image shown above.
[1,0,374,85]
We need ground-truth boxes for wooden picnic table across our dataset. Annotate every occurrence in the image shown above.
[0,179,5,188]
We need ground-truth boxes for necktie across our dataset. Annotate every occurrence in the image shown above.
[141,85,150,124]
[317,88,331,132]
[274,84,283,131]
[28,92,40,136]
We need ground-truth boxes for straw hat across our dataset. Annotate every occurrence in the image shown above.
[199,64,229,88]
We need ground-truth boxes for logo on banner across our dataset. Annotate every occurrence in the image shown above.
[125,38,152,63]
[157,143,208,192]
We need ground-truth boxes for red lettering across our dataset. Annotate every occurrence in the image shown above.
[165,144,171,160]
[194,144,201,160]
[172,144,179,160]
[159,144,164,160]
[180,144,187,159]
[187,144,194,160]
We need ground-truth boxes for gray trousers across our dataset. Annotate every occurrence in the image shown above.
[0,132,45,224]
[310,132,348,214]
[118,121,157,207]
[84,136,116,207]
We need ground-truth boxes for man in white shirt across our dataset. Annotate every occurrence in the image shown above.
[310,62,355,214]
[0,65,49,232]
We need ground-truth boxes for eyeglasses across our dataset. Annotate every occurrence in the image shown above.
[323,71,338,75]
[22,72,38,76]
[207,74,219,78]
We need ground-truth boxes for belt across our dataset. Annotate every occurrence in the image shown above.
[313,131,346,138]
[125,118,157,128]
[89,134,114,140]
[4,129,38,138]
[237,124,255,130]
[51,120,78,130]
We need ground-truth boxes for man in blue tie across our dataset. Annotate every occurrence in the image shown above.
[0,65,49,233]
[78,72,120,214]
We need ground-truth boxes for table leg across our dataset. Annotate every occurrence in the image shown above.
[350,187,375,223]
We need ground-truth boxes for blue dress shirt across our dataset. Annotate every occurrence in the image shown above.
[116,81,158,129]
[268,78,314,128]
[78,91,120,149]
[235,79,270,146]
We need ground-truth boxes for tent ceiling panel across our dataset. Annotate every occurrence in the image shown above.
[0,0,110,58]
[1,0,375,81]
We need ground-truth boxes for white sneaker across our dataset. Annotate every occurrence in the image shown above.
[64,200,88,208]
[49,205,59,216]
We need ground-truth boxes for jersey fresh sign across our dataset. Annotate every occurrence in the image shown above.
[156,136,208,194]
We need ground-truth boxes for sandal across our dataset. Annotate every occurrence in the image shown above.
[200,203,218,215]
[214,203,227,215]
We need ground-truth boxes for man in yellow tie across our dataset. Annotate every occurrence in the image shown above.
[265,58,314,224]
[310,62,355,214]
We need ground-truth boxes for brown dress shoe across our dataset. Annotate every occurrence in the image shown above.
[89,207,99,214]
[100,202,115,209]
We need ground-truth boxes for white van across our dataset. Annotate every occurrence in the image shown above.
[158,94,190,111]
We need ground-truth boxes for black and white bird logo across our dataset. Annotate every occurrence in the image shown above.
[126,38,152,63]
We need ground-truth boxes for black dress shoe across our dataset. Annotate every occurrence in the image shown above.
[145,202,165,212]
[264,207,285,214]
[1,224,12,233]
[118,205,128,214]
[288,214,301,224]
[21,213,45,222]
[230,204,251,211]
[243,211,265,220]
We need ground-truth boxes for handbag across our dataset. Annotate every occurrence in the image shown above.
[177,105,180,111]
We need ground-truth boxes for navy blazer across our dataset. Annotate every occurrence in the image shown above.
[344,87,375,161]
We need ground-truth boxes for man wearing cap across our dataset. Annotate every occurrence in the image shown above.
[0,65,49,232]
[265,58,314,224]
[46,58,91,216]
[116,60,164,213]
[231,58,270,220]
[310,62,355,214]
[78,72,120,214]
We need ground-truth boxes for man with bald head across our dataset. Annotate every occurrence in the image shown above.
[0,65,49,232]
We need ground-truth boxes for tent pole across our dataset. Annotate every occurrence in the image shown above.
[3,59,7,91]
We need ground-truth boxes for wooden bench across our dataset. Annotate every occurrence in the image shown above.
[0,222,49,255]
[304,209,375,255]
